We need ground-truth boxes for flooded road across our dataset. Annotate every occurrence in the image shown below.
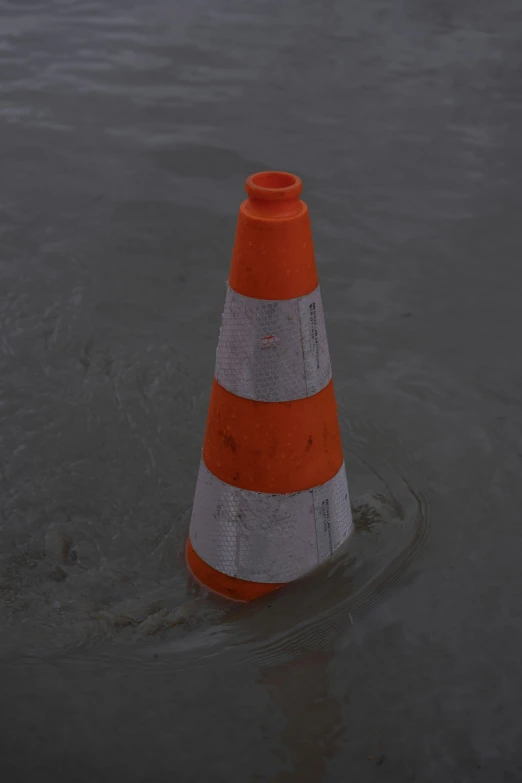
[1,0,522,780]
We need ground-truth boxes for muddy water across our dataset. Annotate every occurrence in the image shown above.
[1,0,522,780]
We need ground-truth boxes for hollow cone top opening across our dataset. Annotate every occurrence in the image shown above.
[246,171,302,201]
[240,170,307,234]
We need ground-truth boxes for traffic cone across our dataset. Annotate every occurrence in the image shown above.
[186,171,353,601]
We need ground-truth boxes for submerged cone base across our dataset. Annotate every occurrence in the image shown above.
[186,538,284,602]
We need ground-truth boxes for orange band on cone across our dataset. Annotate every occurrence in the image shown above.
[202,378,343,494]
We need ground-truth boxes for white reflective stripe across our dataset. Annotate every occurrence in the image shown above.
[215,285,331,402]
[189,461,353,583]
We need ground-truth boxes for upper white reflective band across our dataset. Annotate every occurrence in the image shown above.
[215,285,332,402]
[189,461,353,583]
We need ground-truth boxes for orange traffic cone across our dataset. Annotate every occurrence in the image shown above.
[186,171,353,601]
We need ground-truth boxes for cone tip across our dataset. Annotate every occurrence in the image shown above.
[245,171,302,201]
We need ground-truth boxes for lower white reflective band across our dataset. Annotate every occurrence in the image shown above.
[215,285,332,402]
[189,461,353,583]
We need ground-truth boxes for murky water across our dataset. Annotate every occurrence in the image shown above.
[1,0,522,780]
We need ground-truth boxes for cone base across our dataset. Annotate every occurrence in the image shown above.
[186,538,284,602]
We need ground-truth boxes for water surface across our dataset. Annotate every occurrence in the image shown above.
[1,0,522,780]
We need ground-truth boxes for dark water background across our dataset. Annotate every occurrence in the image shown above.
[1,0,522,780]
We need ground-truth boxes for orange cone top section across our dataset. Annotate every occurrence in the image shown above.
[229,171,319,301]
[203,379,343,495]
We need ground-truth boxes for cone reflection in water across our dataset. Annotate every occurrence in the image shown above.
[186,171,353,601]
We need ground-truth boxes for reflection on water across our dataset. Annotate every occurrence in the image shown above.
[261,651,343,783]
